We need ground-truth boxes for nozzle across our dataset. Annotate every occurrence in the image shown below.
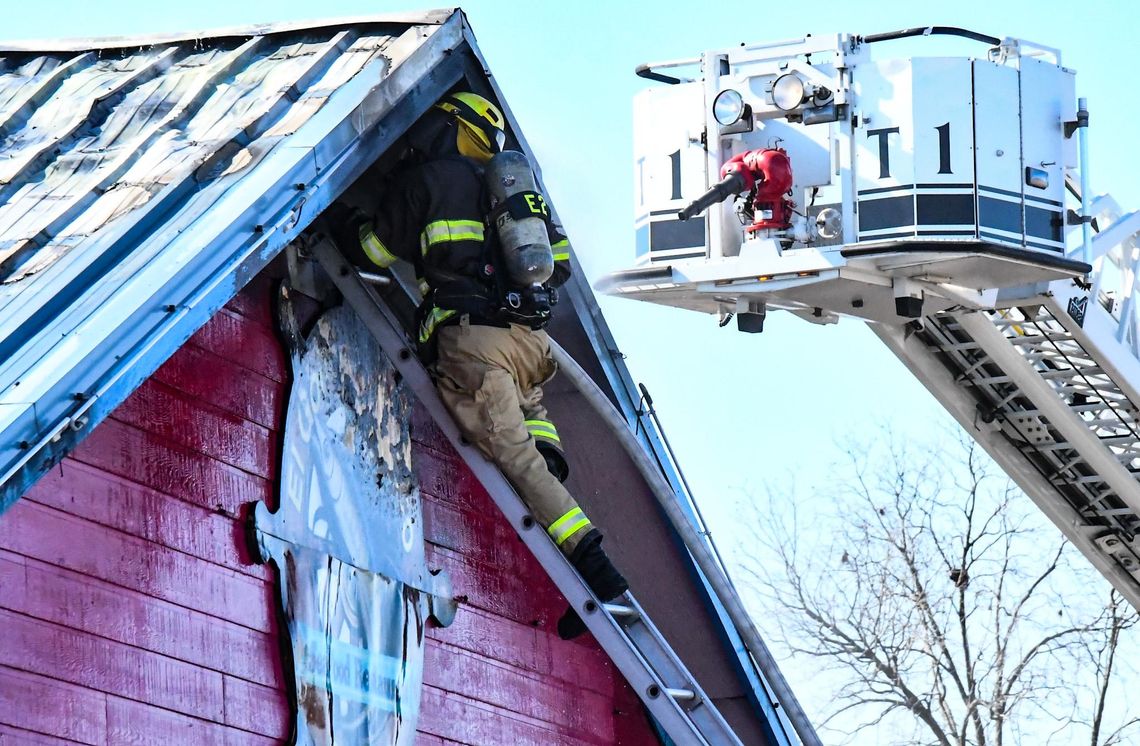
[678,171,748,221]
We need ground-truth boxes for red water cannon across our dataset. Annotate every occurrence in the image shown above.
[677,147,795,231]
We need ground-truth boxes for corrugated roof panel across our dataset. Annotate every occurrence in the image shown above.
[0,11,469,508]
[0,31,387,283]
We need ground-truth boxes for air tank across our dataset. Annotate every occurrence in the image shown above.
[485,150,554,286]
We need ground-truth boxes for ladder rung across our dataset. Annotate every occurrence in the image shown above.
[358,271,391,286]
[665,687,697,702]
[1037,441,1077,452]
[1097,507,1140,518]
[1054,384,1099,395]
[1052,456,1083,473]
[604,602,639,618]
[975,369,1104,386]
[1044,367,1105,380]
[972,374,1012,385]
[1054,475,1107,486]
[993,390,1025,409]
[1010,334,1069,346]
[1048,467,1082,482]
[1021,403,1107,415]
[1022,351,1055,365]
[939,341,982,352]
[1087,417,1140,429]
[959,358,992,377]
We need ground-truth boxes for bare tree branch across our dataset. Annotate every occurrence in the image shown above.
[738,428,1137,746]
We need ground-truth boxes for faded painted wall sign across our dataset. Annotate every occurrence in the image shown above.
[252,286,454,745]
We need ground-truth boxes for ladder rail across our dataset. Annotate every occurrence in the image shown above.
[310,238,743,746]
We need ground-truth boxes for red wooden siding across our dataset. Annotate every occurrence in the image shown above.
[0,275,291,745]
[0,270,660,745]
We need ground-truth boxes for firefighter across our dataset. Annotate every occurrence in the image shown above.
[327,91,627,639]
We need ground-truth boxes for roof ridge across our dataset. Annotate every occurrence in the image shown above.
[0,8,459,52]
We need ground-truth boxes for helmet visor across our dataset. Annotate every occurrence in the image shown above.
[456,119,498,163]
[435,93,506,154]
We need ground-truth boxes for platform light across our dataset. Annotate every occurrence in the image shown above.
[771,74,806,111]
[816,207,842,239]
[713,89,746,126]
[1025,166,1049,190]
[802,103,840,125]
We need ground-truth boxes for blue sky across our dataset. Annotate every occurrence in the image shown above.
[7,0,1138,736]
[9,1,1135,528]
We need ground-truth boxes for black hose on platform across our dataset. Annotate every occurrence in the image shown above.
[635,64,683,85]
[861,26,1002,46]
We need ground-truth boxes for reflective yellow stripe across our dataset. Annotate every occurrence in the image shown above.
[551,239,569,249]
[557,518,590,546]
[423,220,485,243]
[418,307,457,344]
[525,419,560,443]
[548,508,591,546]
[525,419,556,429]
[552,252,570,262]
[420,220,485,256]
[359,225,398,268]
[552,239,569,262]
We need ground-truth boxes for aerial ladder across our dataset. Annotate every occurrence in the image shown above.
[600,27,1140,611]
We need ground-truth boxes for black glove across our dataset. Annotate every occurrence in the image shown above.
[317,202,378,268]
[320,202,367,246]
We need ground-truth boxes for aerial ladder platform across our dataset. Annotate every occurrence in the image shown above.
[600,28,1140,610]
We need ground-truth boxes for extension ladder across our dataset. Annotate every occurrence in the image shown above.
[310,237,745,746]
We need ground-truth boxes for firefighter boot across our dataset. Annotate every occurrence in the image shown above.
[557,530,628,640]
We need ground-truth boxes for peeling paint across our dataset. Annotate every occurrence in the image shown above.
[252,286,454,745]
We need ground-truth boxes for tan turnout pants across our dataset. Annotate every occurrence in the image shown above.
[433,320,594,556]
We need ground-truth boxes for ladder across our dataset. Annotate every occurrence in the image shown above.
[872,195,1140,611]
[309,237,745,746]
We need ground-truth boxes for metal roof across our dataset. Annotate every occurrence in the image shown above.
[0,11,469,507]
[0,11,803,743]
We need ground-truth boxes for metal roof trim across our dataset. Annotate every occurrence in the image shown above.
[0,8,459,52]
[0,13,469,509]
